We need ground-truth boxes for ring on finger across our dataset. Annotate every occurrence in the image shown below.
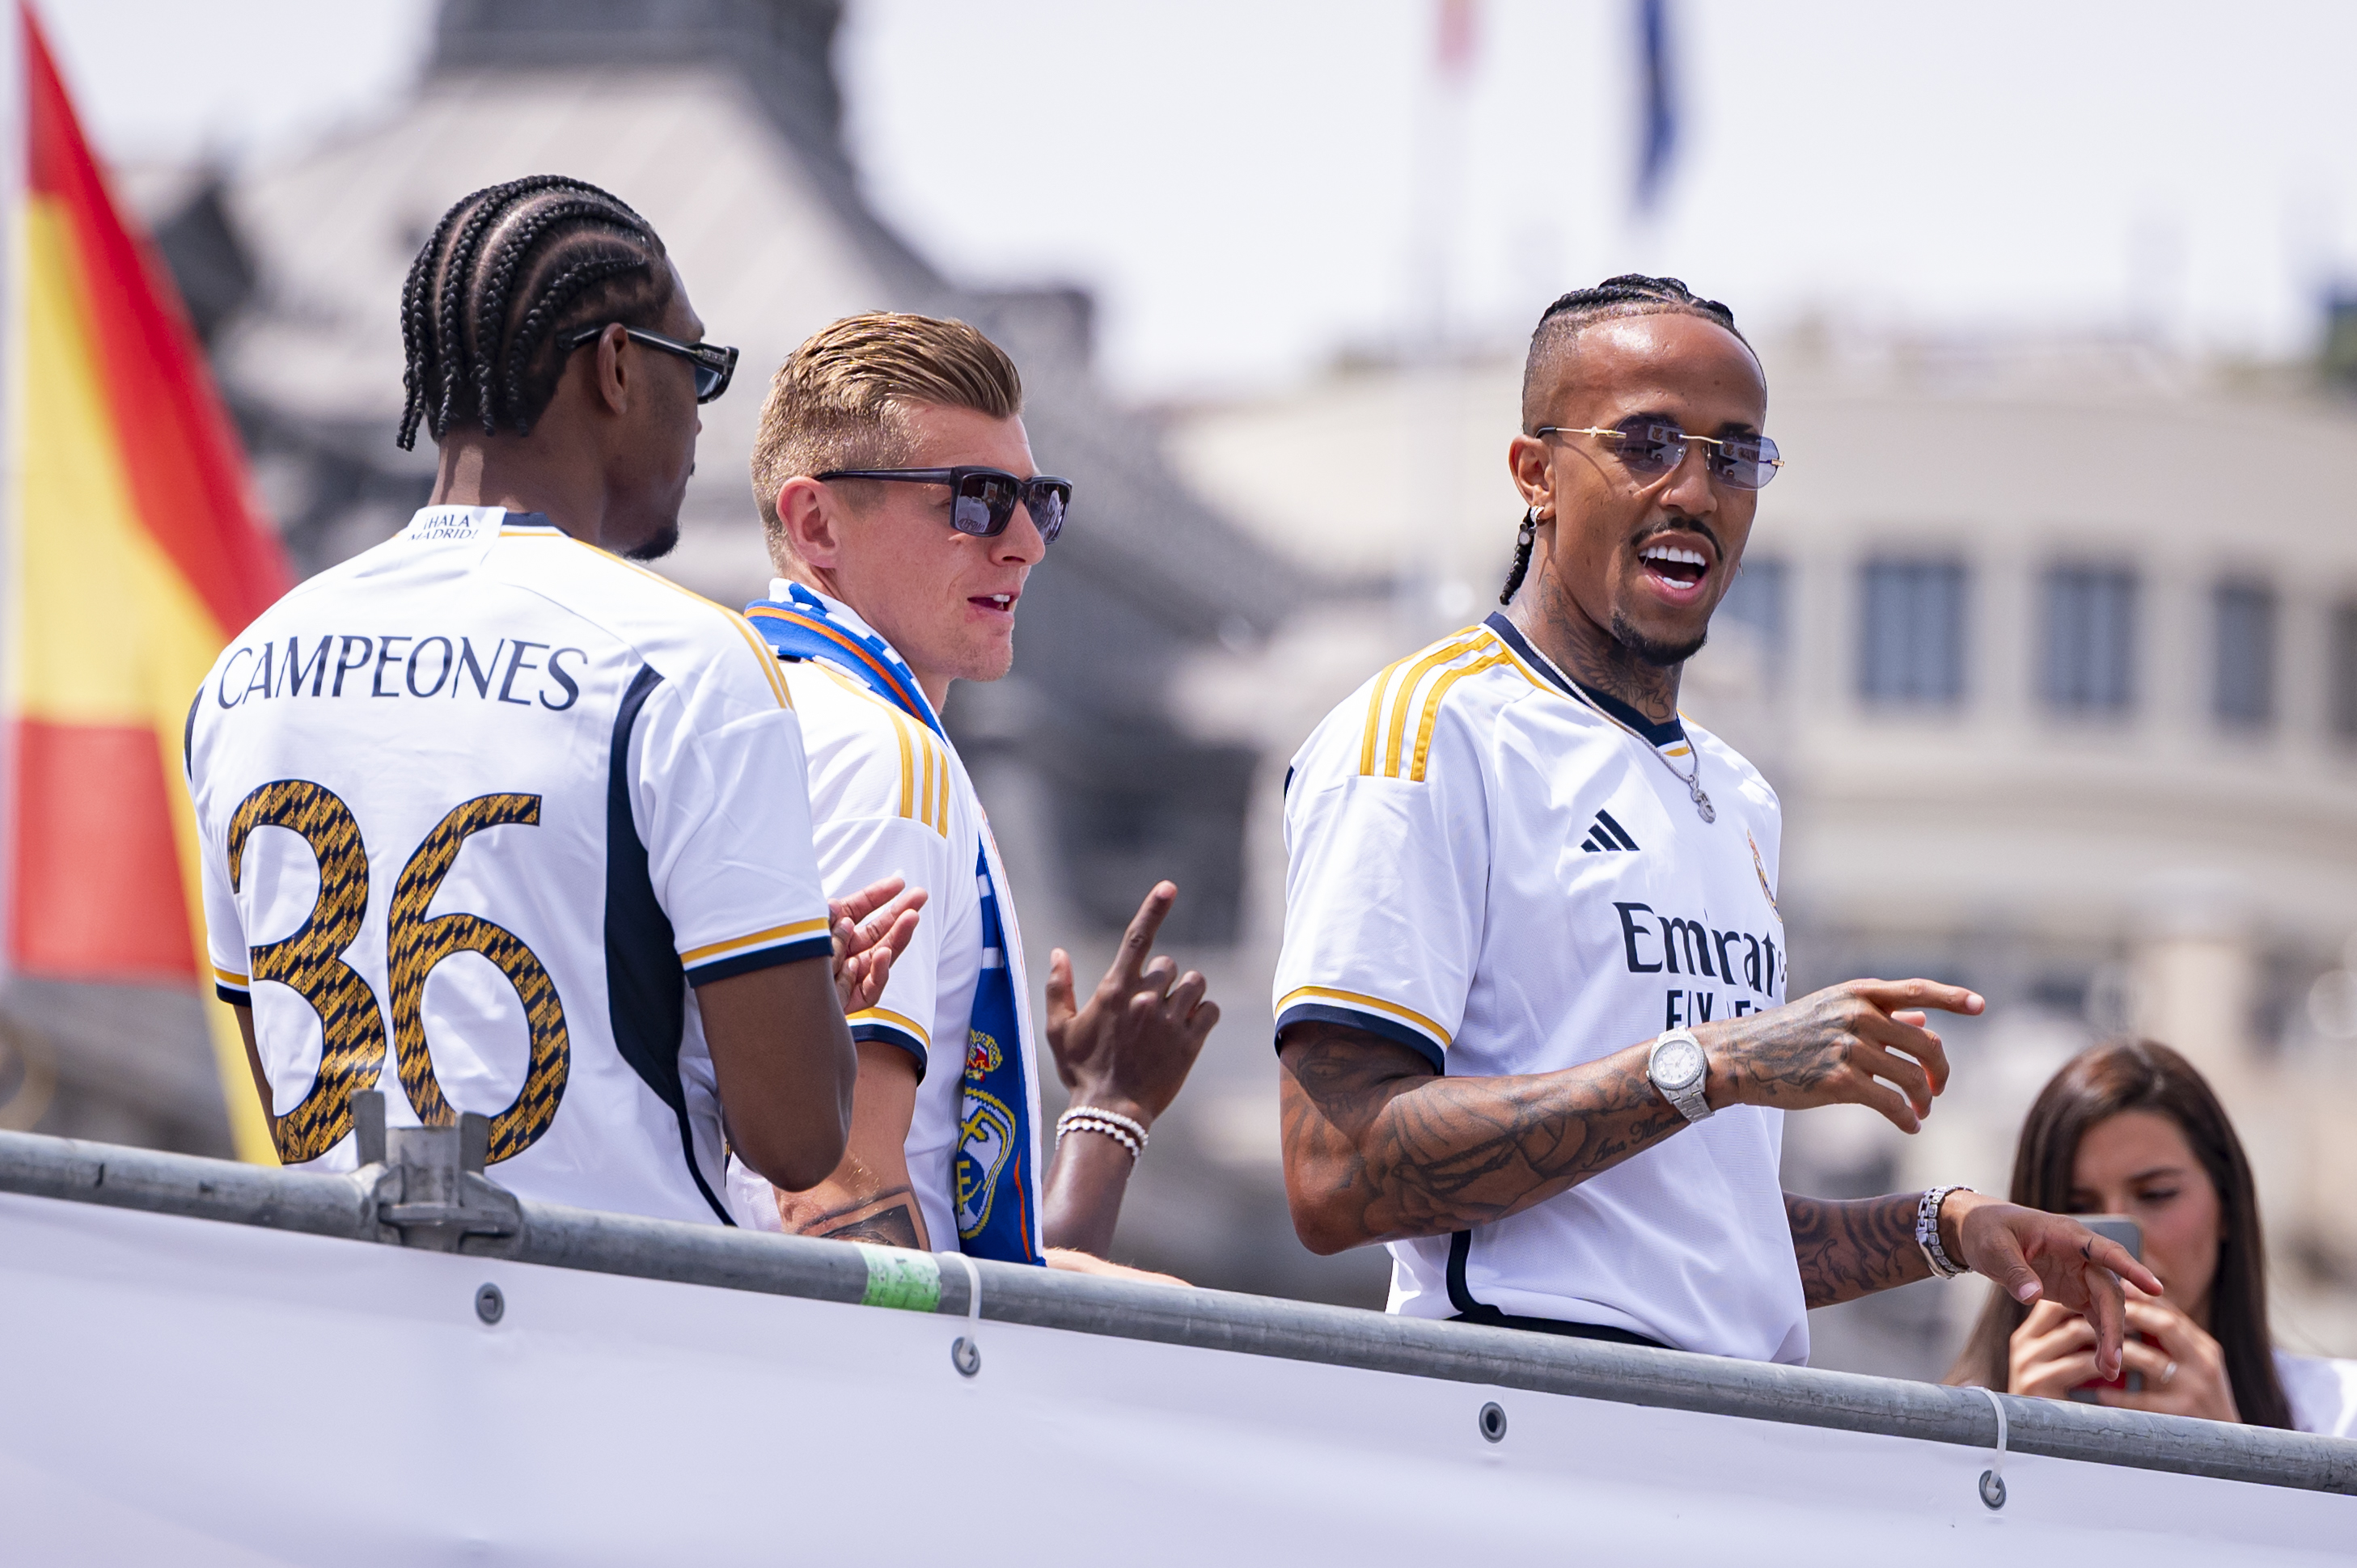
[2161,1360,2178,1387]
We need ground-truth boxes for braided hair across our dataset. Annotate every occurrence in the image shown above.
[1500,274,1751,604]
[397,176,673,450]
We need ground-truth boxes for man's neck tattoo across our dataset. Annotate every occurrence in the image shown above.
[1518,564,1700,724]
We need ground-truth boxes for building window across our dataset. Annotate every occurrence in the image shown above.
[2041,564,2137,714]
[1716,556,1787,683]
[1858,558,1966,705]
[2211,581,2275,729]
[2333,604,2357,742]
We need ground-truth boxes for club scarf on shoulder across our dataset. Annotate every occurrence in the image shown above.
[746,584,1044,1265]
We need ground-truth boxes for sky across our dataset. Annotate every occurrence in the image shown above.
[40,0,2357,399]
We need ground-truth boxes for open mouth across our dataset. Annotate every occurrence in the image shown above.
[1637,539,1711,590]
[970,592,1018,615]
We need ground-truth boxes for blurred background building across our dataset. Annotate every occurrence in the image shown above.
[23,0,2357,1373]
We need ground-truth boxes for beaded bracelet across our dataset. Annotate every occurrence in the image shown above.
[1056,1105,1149,1162]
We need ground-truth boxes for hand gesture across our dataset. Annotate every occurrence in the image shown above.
[828,875,925,1015]
[1044,881,1217,1126]
[1953,1194,2165,1382]
[1699,978,1984,1133]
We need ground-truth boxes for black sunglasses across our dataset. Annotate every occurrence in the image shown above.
[814,467,1071,543]
[564,323,739,403]
[1537,418,1782,490]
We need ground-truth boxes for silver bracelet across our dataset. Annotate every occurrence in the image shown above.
[1916,1185,1972,1279]
[1056,1106,1149,1162]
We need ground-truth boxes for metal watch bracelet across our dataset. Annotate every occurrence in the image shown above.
[1916,1185,1972,1279]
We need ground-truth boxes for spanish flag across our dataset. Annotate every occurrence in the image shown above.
[7,6,290,1160]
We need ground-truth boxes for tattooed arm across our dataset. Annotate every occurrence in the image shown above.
[1278,1023,1688,1252]
[1279,978,1986,1255]
[1784,1192,1931,1308]
[1786,1187,2164,1377]
[771,1041,929,1249]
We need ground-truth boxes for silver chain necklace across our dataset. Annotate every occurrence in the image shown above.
[1517,634,1716,823]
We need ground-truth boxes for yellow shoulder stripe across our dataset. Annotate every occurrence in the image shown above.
[1357,628,1510,781]
[805,665,951,838]
[888,708,950,839]
[1408,648,1517,782]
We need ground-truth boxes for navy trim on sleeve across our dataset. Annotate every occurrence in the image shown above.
[215,983,250,1008]
[683,934,832,988]
[1273,1002,1446,1073]
[850,1021,928,1081]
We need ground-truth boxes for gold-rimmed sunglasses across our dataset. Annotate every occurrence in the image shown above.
[1537,418,1783,490]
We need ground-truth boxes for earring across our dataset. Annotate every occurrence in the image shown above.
[1518,507,1539,548]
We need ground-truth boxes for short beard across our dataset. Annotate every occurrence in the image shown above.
[1610,611,1707,668]
[624,522,680,562]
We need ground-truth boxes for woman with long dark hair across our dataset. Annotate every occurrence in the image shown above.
[1949,1039,2355,1435]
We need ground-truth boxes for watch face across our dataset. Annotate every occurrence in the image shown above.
[1655,1039,1705,1092]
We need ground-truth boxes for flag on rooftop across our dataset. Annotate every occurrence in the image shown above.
[6,3,290,1160]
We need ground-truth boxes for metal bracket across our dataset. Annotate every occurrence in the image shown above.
[352,1090,521,1255]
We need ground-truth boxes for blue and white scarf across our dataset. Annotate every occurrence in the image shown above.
[746,584,1043,1265]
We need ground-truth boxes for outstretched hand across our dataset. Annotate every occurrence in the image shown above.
[1045,881,1217,1126]
[1949,1191,2165,1381]
[1699,978,1984,1134]
[829,875,925,1014]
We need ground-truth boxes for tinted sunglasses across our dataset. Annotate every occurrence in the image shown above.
[564,323,739,403]
[1537,418,1782,490]
[815,467,1071,543]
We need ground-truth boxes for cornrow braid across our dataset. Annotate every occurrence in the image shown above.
[468,192,624,437]
[1500,508,1539,605]
[503,256,654,436]
[396,175,672,450]
[1504,273,1753,603]
[396,202,469,451]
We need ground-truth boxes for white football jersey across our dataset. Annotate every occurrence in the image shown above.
[189,507,832,1225]
[725,587,1040,1256]
[1274,613,1805,1363]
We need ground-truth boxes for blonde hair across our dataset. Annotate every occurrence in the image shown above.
[749,311,1024,560]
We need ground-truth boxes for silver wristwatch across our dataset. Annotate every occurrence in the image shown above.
[1648,1028,1713,1124]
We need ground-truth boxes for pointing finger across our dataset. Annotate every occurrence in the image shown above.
[1853,978,1984,1018]
[1111,882,1177,986]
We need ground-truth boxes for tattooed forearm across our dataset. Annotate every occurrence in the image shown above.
[1277,1021,1688,1253]
[1783,1191,1931,1308]
[778,1184,925,1249]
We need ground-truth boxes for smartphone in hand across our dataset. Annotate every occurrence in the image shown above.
[2069,1214,2146,1401]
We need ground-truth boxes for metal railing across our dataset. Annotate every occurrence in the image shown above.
[1,1122,2351,1498]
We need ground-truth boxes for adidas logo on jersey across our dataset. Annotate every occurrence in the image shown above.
[1578,809,1640,854]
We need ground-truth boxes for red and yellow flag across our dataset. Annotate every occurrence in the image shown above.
[7,6,291,1159]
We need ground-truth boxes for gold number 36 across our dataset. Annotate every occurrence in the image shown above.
[227,781,571,1166]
